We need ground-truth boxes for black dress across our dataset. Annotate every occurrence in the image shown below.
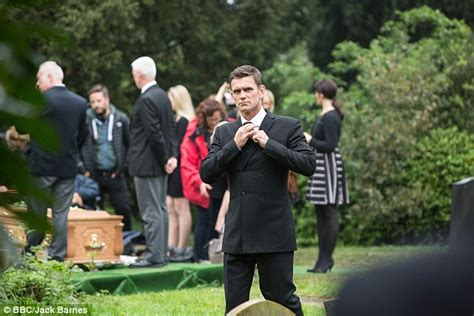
[306,110,349,205]
[167,116,189,197]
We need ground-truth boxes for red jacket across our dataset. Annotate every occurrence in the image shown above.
[180,117,210,208]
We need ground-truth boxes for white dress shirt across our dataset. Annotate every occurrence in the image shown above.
[141,80,157,94]
[240,107,267,127]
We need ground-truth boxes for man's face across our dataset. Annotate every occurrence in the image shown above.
[36,69,52,93]
[230,76,265,117]
[89,92,109,116]
[131,70,142,89]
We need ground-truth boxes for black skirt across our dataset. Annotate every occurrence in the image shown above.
[167,166,184,197]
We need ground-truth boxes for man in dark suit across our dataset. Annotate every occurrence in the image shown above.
[200,65,315,315]
[128,56,177,268]
[26,60,87,261]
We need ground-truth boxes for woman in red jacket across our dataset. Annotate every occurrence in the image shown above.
[180,98,227,262]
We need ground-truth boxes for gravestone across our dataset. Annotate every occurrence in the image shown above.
[227,298,294,316]
[450,177,474,251]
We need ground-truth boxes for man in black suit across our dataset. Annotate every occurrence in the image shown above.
[200,65,315,315]
[128,56,177,268]
[26,60,87,261]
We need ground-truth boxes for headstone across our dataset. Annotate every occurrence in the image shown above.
[227,298,294,316]
[450,177,474,251]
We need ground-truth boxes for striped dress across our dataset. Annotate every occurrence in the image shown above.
[306,110,349,205]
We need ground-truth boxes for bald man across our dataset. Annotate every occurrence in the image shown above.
[25,60,87,261]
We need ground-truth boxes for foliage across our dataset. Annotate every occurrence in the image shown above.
[0,250,79,305]
[13,0,310,109]
[303,0,474,71]
[398,128,474,239]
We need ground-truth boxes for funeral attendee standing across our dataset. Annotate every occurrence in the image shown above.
[200,65,315,315]
[128,56,177,268]
[79,84,132,231]
[26,61,87,261]
[304,79,349,273]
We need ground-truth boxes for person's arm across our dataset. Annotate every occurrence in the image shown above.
[180,135,208,195]
[200,126,240,184]
[77,105,88,149]
[215,190,229,233]
[263,120,316,177]
[120,113,131,175]
[309,114,340,152]
[138,97,169,167]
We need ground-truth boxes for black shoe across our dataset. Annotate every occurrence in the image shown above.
[129,259,167,268]
[307,258,334,273]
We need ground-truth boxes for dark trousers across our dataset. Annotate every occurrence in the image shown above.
[26,176,75,261]
[314,204,339,267]
[95,173,132,231]
[224,252,303,316]
[193,204,211,261]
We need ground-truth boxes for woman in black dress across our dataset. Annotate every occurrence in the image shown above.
[166,85,195,259]
[305,79,349,273]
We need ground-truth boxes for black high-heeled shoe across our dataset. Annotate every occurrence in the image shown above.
[307,259,334,273]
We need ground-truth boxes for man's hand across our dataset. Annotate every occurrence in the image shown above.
[304,132,312,143]
[200,182,212,198]
[234,123,258,149]
[165,157,178,174]
[251,130,269,148]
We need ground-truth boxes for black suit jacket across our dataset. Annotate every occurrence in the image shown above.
[128,84,177,177]
[200,112,316,254]
[26,86,87,177]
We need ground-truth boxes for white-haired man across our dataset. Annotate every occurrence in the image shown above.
[26,61,88,261]
[128,56,178,268]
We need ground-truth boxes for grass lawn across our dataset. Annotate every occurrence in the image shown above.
[80,245,442,315]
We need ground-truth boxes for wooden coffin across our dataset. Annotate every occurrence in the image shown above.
[0,206,124,264]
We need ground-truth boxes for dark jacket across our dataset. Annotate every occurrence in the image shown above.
[26,86,87,177]
[74,174,99,210]
[128,84,177,177]
[79,104,130,175]
[200,112,315,254]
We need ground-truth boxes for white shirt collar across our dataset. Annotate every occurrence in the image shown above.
[141,80,157,94]
[241,107,267,127]
[54,83,66,87]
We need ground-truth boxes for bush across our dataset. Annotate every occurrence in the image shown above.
[0,251,79,306]
[400,128,474,239]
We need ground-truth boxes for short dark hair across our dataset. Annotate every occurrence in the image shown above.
[88,84,109,98]
[228,65,262,87]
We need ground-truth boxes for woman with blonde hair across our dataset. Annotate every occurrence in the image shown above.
[166,85,195,261]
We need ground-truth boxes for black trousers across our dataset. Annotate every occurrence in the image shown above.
[95,173,132,231]
[224,252,303,316]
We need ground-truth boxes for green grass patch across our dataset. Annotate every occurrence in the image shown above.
[80,245,441,315]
